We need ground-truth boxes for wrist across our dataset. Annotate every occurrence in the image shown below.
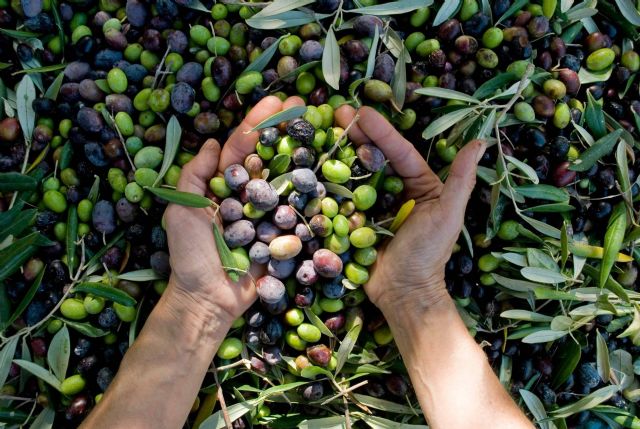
[375,278,450,321]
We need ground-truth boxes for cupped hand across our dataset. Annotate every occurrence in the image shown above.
[335,105,486,313]
[164,96,305,323]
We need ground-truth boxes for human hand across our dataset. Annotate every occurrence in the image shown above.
[164,96,305,323]
[335,105,486,314]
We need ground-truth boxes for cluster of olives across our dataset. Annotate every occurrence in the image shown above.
[211,116,404,395]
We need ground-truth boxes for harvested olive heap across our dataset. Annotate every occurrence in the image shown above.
[3,0,640,427]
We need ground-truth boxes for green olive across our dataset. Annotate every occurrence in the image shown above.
[297,323,321,343]
[60,298,88,320]
[349,227,376,248]
[322,160,351,184]
[107,67,127,94]
[60,375,86,396]
[217,337,243,359]
[43,190,67,213]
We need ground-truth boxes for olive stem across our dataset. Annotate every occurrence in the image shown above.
[211,364,233,429]
[320,379,368,405]
[215,359,251,371]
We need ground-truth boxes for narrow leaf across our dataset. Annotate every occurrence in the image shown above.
[551,385,620,418]
[0,172,38,192]
[0,336,19,388]
[29,407,55,429]
[596,330,611,383]
[522,330,569,344]
[500,310,553,322]
[117,269,164,282]
[335,323,362,374]
[0,232,45,282]
[391,47,407,110]
[13,360,62,391]
[213,223,240,282]
[521,267,567,284]
[433,0,462,25]
[252,0,315,17]
[153,116,181,187]
[345,0,433,15]
[600,202,627,287]
[245,34,288,73]
[66,205,78,277]
[73,283,137,306]
[496,0,529,24]
[304,307,335,338]
[322,28,340,90]
[365,25,380,79]
[389,199,415,233]
[16,74,36,143]
[44,72,64,101]
[414,87,480,104]
[552,338,581,388]
[47,325,70,382]
[615,0,640,25]
[422,107,475,140]
[145,187,213,208]
[505,155,540,184]
[251,106,308,131]
[520,390,554,429]
[323,182,354,198]
[57,318,108,337]
[514,184,569,202]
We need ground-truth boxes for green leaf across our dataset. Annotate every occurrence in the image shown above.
[117,269,164,282]
[345,0,433,15]
[504,155,540,184]
[551,385,620,418]
[522,329,569,344]
[12,63,67,75]
[323,182,354,199]
[213,223,240,282]
[518,214,562,239]
[58,141,73,171]
[610,349,634,389]
[365,25,380,79]
[561,222,569,268]
[47,325,70,382]
[267,61,320,89]
[473,72,517,99]
[0,336,19,388]
[1,266,44,331]
[391,47,407,111]
[87,175,100,204]
[251,106,308,131]
[0,172,38,192]
[322,28,340,90]
[299,416,347,429]
[270,172,293,195]
[514,184,569,202]
[552,338,581,388]
[251,0,315,17]
[584,90,606,138]
[0,232,45,282]
[496,0,529,24]
[29,407,55,429]
[199,400,259,429]
[615,0,640,25]
[0,208,36,243]
[13,360,62,391]
[596,330,610,383]
[352,394,419,415]
[520,390,554,429]
[16,74,36,143]
[66,205,78,277]
[73,283,137,307]
[245,34,288,73]
[380,27,411,61]
[335,323,361,374]
[44,72,64,101]
[616,141,632,199]
[83,231,124,273]
[300,365,332,379]
[526,203,575,213]
[422,107,476,140]
[57,318,108,337]
[145,187,213,208]
[153,116,181,187]
[0,408,30,424]
[246,10,330,29]
[304,307,335,338]
[433,0,462,25]
[268,154,292,177]
[183,0,209,12]
[601,202,627,288]
[0,28,40,39]
[414,87,480,104]
[359,414,427,429]
[521,267,567,284]
[500,310,553,322]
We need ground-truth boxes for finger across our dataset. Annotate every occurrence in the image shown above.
[335,104,370,145]
[176,139,221,195]
[219,96,283,171]
[283,96,305,109]
[440,139,486,223]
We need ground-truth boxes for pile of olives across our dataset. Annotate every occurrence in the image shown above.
[212,116,404,382]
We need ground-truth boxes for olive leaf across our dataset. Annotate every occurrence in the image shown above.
[352,394,418,415]
[323,182,354,198]
[73,283,137,307]
[29,407,55,429]
[584,91,606,138]
[500,310,553,322]
[518,214,562,239]
[251,0,315,17]
[578,66,613,84]
[13,360,62,391]
[16,74,36,144]
[199,400,260,429]
[303,307,335,338]
[561,222,569,268]
[87,175,100,203]
[58,141,73,170]
[522,329,569,344]
[596,330,611,383]
[212,222,240,282]
[44,72,64,101]
[433,0,462,25]
[514,184,569,202]
[0,28,40,39]
[0,172,38,192]
[615,0,640,25]
[117,269,164,282]
[0,208,36,243]
[473,72,517,99]
[364,25,380,79]
[0,336,19,388]
[129,297,144,347]
[182,0,209,12]
[521,267,567,284]
[520,390,555,429]
[0,232,48,282]
[251,106,308,131]
[268,154,292,177]
[389,199,415,233]
[322,28,340,90]
[145,187,213,208]
[492,274,549,293]
[153,115,181,187]
[47,325,70,382]
[572,121,595,146]
[335,323,362,374]
[246,11,330,30]
[270,172,293,195]
[245,34,288,74]
[615,141,632,200]
[300,365,332,379]
[600,202,627,287]
[391,48,407,111]
[496,0,529,24]
[380,27,411,62]
[551,338,581,389]
[65,205,78,278]
[422,107,476,140]
[298,416,348,429]
[551,385,620,418]
[345,0,433,15]
[526,203,575,213]
[0,266,44,331]
[504,155,540,184]
[57,318,108,337]
[12,63,67,75]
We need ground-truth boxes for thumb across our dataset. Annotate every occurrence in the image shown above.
[176,138,221,196]
[439,139,486,222]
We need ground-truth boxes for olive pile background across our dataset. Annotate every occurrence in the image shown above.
[2,0,640,427]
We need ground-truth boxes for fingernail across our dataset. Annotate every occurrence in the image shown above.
[475,141,487,163]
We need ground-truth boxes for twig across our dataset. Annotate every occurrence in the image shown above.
[212,364,233,429]
[320,380,368,405]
